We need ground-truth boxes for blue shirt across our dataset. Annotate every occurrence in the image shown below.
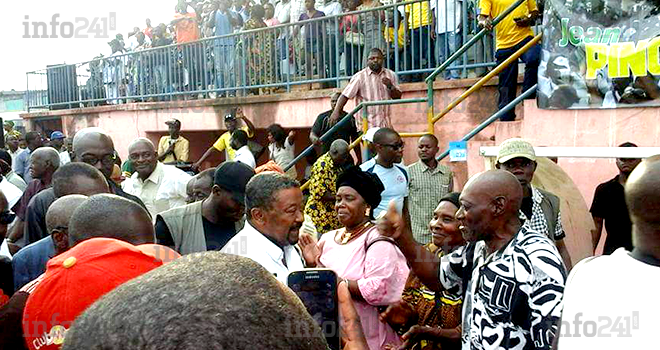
[215,10,238,46]
[13,149,32,184]
[12,235,55,292]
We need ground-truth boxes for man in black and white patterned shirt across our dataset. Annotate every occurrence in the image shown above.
[495,138,572,270]
[378,170,566,349]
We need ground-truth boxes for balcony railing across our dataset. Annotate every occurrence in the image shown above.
[26,0,506,111]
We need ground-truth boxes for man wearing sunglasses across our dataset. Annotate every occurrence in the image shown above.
[71,128,147,210]
[360,128,409,219]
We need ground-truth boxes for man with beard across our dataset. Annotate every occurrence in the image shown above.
[156,162,255,255]
[378,170,566,349]
[591,142,642,254]
[221,172,304,284]
[330,48,402,130]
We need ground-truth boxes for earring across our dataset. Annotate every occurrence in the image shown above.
[365,207,371,217]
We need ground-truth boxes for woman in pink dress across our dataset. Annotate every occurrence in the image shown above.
[301,166,409,350]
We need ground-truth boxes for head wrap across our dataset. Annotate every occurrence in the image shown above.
[336,166,384,209]
[438,192,461,209]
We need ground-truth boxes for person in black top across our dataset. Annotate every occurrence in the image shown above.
[155,162,255,254]
[591,142,642,254]
[310,92,361,162]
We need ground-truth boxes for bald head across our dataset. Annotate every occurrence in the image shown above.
[30,147,60,179]
[46,195,88,255]
[68,194,154,247]
[458,170,523,242]
[72,128,116,179]
[128,138,156,153]
[626,156,660,230]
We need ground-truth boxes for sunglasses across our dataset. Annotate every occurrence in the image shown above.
[379,142,405,151]
[0,211,16,225]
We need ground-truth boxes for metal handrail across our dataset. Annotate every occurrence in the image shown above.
[431,33,542,123]
[436,84,537,161]
[283,97,427,172]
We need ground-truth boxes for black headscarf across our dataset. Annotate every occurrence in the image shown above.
[438,192,461,209]
[336,166,384,210]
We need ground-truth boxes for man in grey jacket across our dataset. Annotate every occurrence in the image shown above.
[155,162,255,254]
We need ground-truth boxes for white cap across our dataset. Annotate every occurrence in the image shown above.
[363,128,381,143]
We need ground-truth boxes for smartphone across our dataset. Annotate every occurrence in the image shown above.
[288,269,340,350]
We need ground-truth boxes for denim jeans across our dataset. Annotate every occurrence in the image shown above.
[435,31,463,80]
[214,44,235,92]
[409,26,435,72]
[495,36,540,121]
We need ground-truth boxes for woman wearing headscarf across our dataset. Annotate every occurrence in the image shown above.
[300,166,409,350]
[379,192,465,350]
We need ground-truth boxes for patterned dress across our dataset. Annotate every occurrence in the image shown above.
[400,244,462,350]
[243,18,275,90]
[304,153,343,234]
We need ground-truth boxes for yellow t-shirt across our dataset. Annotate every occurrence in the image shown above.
[384,25,406,48]
[479,0,536,50]
[158,136,190,163]
[405,1,432,29]
[212,126,253,160]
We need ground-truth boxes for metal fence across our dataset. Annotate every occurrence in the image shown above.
[26,0,530,110]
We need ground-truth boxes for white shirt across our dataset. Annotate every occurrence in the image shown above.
[275,1,291,24]
[268,141,295,171]
[319,1,342,33]
[221,221,305,284]
[59,151,71,166]
[234,145,256,169]
[122,162,192,218]
[0,177,23,208]
[431,0,462,34]
[558,248,659,349]
[360,161,409,217]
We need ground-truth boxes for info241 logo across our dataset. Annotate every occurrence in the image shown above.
[560,311,639,338]
[23,13,117,39]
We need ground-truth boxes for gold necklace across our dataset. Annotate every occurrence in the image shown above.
[339,221,373,244]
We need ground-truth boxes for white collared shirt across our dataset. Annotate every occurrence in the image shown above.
[122,162,192,218]
[234,145,256,169]
[221,221,304,284]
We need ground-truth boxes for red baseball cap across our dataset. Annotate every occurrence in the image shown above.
[22,238,180,350]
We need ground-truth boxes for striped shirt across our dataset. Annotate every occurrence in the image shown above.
[342,67,400,129]
[407,161,453,244]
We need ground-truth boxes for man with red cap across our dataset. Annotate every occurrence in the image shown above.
[22,238,179,350]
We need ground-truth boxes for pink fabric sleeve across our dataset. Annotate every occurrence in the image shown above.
[357,234,410,306]
[342,73,362,99]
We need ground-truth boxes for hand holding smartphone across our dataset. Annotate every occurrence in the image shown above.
[288,269,341,350]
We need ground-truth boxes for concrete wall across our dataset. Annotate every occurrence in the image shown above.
[22,79,505,181]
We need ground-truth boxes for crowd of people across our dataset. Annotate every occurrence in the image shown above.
[0,91,654,349]
[77,0,512,106]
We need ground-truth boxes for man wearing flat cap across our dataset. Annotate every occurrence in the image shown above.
[156,161,255,255]
[192,108,256,171]
[495,138,572,270]
[158,119,190,164]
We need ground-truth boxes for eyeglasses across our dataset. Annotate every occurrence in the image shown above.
[0,211,16,225]
[81,154,117,167]
[379,142,405,151]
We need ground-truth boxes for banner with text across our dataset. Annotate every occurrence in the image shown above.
[538,0,660,109]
